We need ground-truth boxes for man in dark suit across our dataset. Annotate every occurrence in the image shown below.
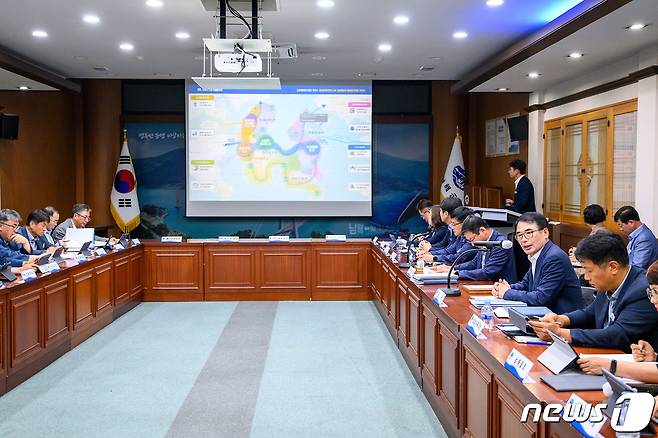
[53,203,92,243]
[0,208,39,270]
[429,206,476,265]
[418,197,463,257]
[505,159,536,213]
[492,212,582,314]
[435,215,517,282]
[614,206,658,270]
[530,232,658,352]
[16,209,55,255]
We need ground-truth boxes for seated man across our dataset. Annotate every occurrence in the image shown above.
[0,209,39,270]
[53,203,92,243]
[436,215,517,282]
[16,209,55,255]
[614,205,658,270]
[418,197,462,254]
[492,212,582,314]
[529,232,658,352]
[43,206,60,246]
[429,206,476,265]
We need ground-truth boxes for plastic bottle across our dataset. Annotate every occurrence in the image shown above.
[481,300,494,331]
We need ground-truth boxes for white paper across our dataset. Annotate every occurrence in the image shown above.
[494,307,509,318]
[64,228,94,250]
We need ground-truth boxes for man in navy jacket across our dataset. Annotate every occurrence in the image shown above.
[431,206,476,265]
[530,232,658,352]
[614,206,658,270]
[505,159,536,214]
[16,209,55,255]
[492,212,582,314]
[437,215,517,282]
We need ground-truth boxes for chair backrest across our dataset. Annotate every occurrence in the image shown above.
[581,286,597,308]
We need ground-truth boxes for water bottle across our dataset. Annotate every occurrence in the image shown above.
[481,300,494,331]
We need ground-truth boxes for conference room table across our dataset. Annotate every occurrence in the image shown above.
[0,237,649,437]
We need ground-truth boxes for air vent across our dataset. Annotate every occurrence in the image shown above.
[200,0,280,12]
[93,66,109,72]
[272,43,298,59]
[419,65,435,72]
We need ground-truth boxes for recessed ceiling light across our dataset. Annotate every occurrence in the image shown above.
[311,72,324,77]
[356,72,376,78]
[429,56,441,60]
[527,72,540,78]
[393,15,409,25]
[486,0,504,6]
[83,14,100,24]
[627,23,648,31]
[175,32,190,39]
[316,0,334,8]
[32,30,48,38]
[145,0,163,8]
[378,43,392,52]
[18,86,30,91]
[453,31,468,39]
[568,52,583,59]
[314,31,330,39]
[497,87,509,91]
[311,55,327,61]
[119,42,134,51]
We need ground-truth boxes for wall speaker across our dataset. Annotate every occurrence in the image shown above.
[0,114,19,140]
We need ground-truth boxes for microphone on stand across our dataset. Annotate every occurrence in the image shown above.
[440,240,512,297]
[399,230,433,268]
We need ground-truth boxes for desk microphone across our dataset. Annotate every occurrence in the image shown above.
[472,240,513,250]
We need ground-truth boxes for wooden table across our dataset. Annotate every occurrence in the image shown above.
[369,242,628,438]
[0,244,144,396]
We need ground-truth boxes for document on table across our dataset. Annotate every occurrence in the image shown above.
[494,307,509,318]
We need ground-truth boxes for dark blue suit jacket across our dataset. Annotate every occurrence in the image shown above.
[564,266,658,352]
[16,227,52,255]
[431,235,476,265]
[503,241,582,314]
[511,176,536,213]
[627,223,658,270]
[426,225,450,250]
[0,237,29,267]
[454,229,517,282]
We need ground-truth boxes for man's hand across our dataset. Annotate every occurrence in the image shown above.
[433,264,451,273]
[492,279,510,298]
[11,233,30,251]
[419,252,434,263]
[46,246,56,254]
[577,357,612,375]
[653,396,658,419]
[419,241,431,252]
[505,199,514,206]
[109,237,118,246]
[20,261,37,271]
[631,340,657,362]
[528,320,562,341]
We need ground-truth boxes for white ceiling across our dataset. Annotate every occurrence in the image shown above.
[472,0,658,92]
[0,0,588,81]
[0,67,57,91]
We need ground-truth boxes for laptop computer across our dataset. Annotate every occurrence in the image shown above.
[52,247,65,263]
[118,233,130,248]
[79,241,93,257]
[509,307,551,335]
[36,254,52,266]
[602,369,657,435]
[0,261,16,282]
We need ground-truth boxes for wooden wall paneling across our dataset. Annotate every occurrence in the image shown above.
[437,312,461,432]
[0,91,76,217]
[495,378,539,438]
[43,278,70,348]
[386,267,398,337]
[9,286,44,370]
[204,246,259,300]
[312,246,368,300]
[397,280,409,348]
[129,249,144,300]
[94,261,114,317]
[0,295,5,395]
[259,248,310,300]
[397,279,421,385]
[145,246,203,301]
[113,254,131,307]
[72,268,95,332]
[484,187,502,209]
[462,343,494,438]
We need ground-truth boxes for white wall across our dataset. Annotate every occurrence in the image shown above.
[528,46,658,229]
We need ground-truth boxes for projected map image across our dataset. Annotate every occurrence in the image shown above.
[187,85,372,203]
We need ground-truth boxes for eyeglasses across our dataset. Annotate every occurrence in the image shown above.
[75,213,91,221]
[515,227,546,241]
[647,286,658,299]
[0,222,19,230]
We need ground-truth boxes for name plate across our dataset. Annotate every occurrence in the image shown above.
[95,248,107,256]
[564,393,607,437]
[372,236,378,244]
[218,236,240,242]
[433,289,447,305]
[325,234,346,242]
[406,267,415,277]
[504,348,534,382]
[161,236,183,243]
[38,262,61,274]
[131,238,141,245]
[75,253,87,263]
[268,235,290,242]
[20,269,38,282]
[390,252,398,262]
[466,314,486,338]
[114,243,125,251]
[382,246,391,255]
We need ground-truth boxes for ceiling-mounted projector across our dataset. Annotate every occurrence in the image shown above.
[214,53,262,73]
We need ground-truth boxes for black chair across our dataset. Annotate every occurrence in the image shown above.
[581,286,597,308]
[508,232,531,280]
